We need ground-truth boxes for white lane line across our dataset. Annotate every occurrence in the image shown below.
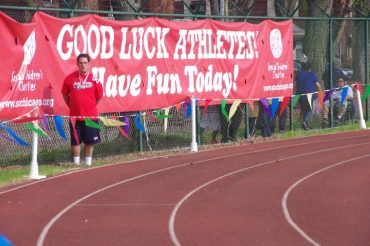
[281,154,370,246]
[35,138,340,246]
[76,203,175,207]
[168,141,370,246]
[0,133,366,196]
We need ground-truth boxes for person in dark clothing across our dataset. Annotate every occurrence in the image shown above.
[295,62,322,130]
[269,99,288,134]
[219,104,242,143]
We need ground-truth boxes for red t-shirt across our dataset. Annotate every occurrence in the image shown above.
[61,71,103,119]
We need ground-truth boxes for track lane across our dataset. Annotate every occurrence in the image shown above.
[0,130,369,246]
[285,154,370,246]
[170,139,370,245]
[41,132,370,245]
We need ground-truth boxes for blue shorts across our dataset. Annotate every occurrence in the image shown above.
[69,120,101,145]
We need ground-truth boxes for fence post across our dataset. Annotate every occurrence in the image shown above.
[29,117,46,180]
[196,103,201,145]
[191,96,198,152]
[354,84,367,129]
[244,103,250,139]
[138,112,143,152]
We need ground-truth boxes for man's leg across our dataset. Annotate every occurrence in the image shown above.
[72,145,81,165]
[211,130,219,144]
[335,102,348,125]
[219,105,229,143]
[82,121,101,166]
[84,144,94,166]
[278,103,288,132]
[322,101,330,128]
[228,106,242,141]
[70,120,82,165]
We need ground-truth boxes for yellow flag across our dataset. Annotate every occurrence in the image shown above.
[228,99,241,120]
[306,93,313,110]
[100,117,126,127]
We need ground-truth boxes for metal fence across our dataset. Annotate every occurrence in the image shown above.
[0,5,369,168]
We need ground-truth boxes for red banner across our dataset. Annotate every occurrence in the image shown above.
[0,11,293,120]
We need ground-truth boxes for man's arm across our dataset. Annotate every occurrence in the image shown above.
[62,94,70,107]
[346,87,354,100]
[315,82,323,92]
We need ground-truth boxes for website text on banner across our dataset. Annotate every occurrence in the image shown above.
[0,11,293,120]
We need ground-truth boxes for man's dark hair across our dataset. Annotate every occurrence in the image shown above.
[77,53,90,63]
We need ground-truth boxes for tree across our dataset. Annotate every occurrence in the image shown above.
[146,0,174,14]
[301,0,354,88]
[352,0,369,83]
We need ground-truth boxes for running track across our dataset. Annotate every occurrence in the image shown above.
[1,130,370,246]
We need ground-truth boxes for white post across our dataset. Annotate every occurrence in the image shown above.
[191,96,198,152]
[354,84,367,129]
[29,119,46,179]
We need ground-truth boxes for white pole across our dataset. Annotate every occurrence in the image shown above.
[29,119,46,179]
[191,96,198,152]
[354,84,367,129]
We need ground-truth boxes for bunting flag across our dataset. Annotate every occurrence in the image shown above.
[145,111,157,122]
[85,117,102,129]
[291,95,301,108]
[0,132,16,143]
[175,103,181,112]
[53,115,67,141]
[100,117,125,126]
[25,122,49,138]
[260,98,271,117]
[353,83,362,94]
[317,91,324,111]
[361,85,370,102]
[182,100,189,117]
[70,118,79,145]
[185,102,192,118]
[203,99,212,114]
[0,123,29,146]
[228,99,241,120]
[154,110,161,120]
[117,126,130,139]
[270,98,279,119]
[135,113,145,132]
[11,116,43,124]
[157,110,170,120]
[163,107,170,133]
[306,93,313,110]
[279,96,290,117]
[221,99,229,120]
[41,115,49,133]
[324,89,334,102]
[123,116,129,135]
[247,100,255,112]
[340,87,348,106]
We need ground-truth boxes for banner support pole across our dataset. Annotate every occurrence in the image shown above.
[29,108,46,180]
[191,96,198,152]
[354,84,367,129]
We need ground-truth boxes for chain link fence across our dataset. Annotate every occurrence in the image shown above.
[0,4,369,167]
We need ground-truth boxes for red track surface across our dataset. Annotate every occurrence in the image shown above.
[1,130,370,246]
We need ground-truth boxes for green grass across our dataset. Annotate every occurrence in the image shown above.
[0,122,368,189]
[0,165,79,187]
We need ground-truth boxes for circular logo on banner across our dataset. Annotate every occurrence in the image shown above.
[270,29,282,59]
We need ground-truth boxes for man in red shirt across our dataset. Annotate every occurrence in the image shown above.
[61,53,103,166]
